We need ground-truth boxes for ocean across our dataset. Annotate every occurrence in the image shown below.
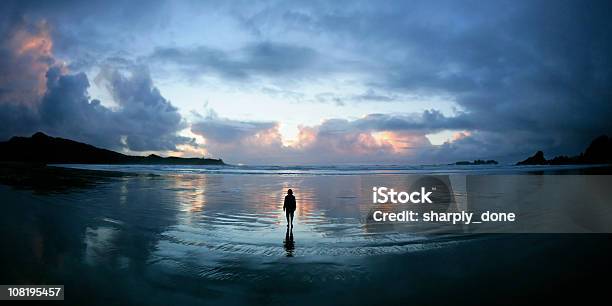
[53,162,610,175]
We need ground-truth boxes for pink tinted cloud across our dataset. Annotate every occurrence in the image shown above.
[191,115,438,164]
[1,20,66,107]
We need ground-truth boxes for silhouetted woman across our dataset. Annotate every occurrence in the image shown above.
[283,189,296,228]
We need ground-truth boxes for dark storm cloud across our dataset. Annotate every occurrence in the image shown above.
[0,67,193,151]
[353,89,396,102]
[150,42,320,80]
[0,63,193,151]
[45,65,193,151]
[191,112,277,143]
[351,111,473,132]
[292,110,472,140]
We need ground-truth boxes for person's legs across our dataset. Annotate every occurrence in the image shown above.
[289,211,294,227]
[286,211,291,227]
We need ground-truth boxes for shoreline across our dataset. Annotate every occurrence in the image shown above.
[2,162,611,194]
[52,162,612,176]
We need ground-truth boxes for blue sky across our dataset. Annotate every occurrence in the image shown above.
[1,0,611,164]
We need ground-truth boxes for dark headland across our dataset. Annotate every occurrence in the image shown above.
[517,135,612,165]
[0,132,225,165]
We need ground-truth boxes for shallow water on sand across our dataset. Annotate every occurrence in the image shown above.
[1,172,611,305]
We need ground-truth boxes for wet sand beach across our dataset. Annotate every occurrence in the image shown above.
[1,164,611,305]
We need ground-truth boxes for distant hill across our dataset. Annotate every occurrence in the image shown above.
[0,132,225,165]
[517,135,612,165]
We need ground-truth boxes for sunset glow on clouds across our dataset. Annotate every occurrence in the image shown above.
[191,110,472,164]
[2,21,60,106]
[1,1,612,164]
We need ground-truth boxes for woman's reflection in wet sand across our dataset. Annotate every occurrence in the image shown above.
[283,227,295,257]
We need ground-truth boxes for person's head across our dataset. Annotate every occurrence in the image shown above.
[287,189,293,195]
